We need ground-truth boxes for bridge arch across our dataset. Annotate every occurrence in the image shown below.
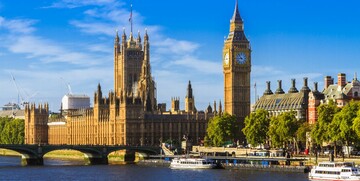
[0,144,160,166]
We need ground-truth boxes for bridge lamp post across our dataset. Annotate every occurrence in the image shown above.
[159,137,162,147]
[159,137,163,157]
[37,135,41,146]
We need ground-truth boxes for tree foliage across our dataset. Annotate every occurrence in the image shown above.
[205,113,239,147]
[296,122,311,142]
[268,111,299,148]
[311,100,339,145]
[353,108,360,139]
[337,101,359,145]
[0,117,24,144]
[332,101,360,155]
[242,109,270,147]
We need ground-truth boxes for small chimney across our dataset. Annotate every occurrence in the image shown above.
[313,82,319,92]
[301,77,311,93]
[275,80,285,94]
[288,79,299,93]
[264,81,273,95]
[338,73,346,88]
[324,76,333,89]
[354,72,358,81]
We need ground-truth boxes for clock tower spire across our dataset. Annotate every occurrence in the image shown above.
[223,0,251,143]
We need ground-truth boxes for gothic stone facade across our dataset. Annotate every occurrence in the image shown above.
[223,1,251,142]
[25,2,250,146]
[25,32,216,146]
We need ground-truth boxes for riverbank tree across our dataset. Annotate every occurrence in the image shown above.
[268,111,299,149]
[242,109,270,147]
[0,117,24,144]
[311,100,339,147]
[205,113,239,147]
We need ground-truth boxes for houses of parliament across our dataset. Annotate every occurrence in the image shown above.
[24,1,251,146]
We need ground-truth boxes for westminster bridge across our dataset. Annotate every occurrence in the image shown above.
[0,144,160,166]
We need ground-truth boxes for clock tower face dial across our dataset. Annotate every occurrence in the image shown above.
[224,53,229,65]
[236,52,246,64]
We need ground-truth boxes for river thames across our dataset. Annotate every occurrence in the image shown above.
[0,156,309,181]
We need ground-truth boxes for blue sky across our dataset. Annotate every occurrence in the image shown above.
[1,0,360,112]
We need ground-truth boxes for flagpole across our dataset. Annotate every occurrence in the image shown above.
[254,82,257,102]
[130,4,133,33]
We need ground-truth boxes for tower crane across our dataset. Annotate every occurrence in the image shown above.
[10,73,38,108]
[60,77,73,95]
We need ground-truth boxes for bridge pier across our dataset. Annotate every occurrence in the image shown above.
[21,156,44,166]
[124,150,136,163]
[85,156,108,165]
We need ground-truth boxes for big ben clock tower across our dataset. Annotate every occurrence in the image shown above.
[223,0,251,141]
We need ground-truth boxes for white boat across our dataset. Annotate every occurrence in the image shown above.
[169,157,217,169]
[309,161,360,181]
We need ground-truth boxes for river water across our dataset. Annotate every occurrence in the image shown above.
[0,156,309,181]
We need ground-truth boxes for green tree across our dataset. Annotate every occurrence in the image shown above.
[353,108,360,143]
[296,122,311,142]
[0,117,24,144]
[205,113,239,147]
[268,111,298,149]
[311,100,339,146]
[242,109,270,147]
[333,101,360,156]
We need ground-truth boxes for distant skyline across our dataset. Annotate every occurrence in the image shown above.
[1,0,360,112]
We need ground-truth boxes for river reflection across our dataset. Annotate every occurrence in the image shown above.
[0,156,309,181]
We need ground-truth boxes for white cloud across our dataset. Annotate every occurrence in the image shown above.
[70,20,116,36]
[44,0,119,9]
[0,16,37,34]
[153,38,200,55]
[7,35,107,65]
[171,56,221,75]
[1,67,113,110]
[87,43,112,53]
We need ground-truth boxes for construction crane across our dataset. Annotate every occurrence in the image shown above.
[60,77,73,95]
[10,73,38,108]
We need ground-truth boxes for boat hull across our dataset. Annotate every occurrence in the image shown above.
[309,177,360,181]
[169,158,217,169]
[170,164,216,169]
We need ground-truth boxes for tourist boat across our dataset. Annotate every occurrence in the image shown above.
[169,157,217,169]
[309,161,360,180]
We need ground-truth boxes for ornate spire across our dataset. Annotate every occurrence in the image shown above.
[137,30,141,42]
[115,29,119,43]
[186,80,193,98]
[122,28,126,41]
[144,28,148,41]
[228,0,246,40]
[231,0,243,23]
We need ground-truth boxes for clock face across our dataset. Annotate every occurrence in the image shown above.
[224,53,229,65]
[236,52,246,64]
